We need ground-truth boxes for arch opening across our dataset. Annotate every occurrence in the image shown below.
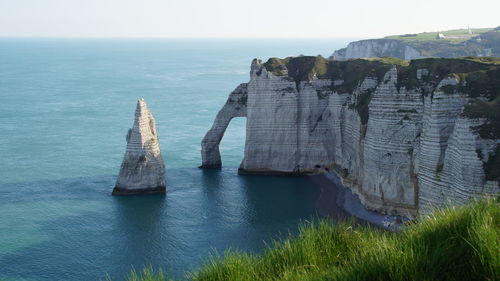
[200,83,248,169]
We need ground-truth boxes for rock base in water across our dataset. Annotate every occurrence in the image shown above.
[237,168,314,176]
[112,186,166,196]
[198,164,222,169]
[113,98,167,195]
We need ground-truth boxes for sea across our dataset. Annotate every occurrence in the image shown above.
[0,38,353,281]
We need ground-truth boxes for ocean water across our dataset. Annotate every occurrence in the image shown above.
[0,38,352,280]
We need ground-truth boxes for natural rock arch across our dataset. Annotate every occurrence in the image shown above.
[200,83,247,168]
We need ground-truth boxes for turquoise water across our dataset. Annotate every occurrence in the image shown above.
[0,38,351,280]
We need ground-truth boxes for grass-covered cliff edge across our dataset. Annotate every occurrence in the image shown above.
[332,26,500,60]
[264,55,500,122]
[118,199,499,281]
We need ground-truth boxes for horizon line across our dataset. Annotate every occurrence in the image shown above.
[0,35,365,40]
[0,26,495,40]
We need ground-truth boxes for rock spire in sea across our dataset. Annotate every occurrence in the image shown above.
[113,98,166,195]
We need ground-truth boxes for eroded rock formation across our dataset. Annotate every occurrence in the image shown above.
[201,56,500,216]
[200,84,247,168]
[113,98,166,195]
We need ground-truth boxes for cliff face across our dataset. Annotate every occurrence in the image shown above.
[332,30,499,61]
[332,39,423,61]
[113,99,166,195]
[201,56,500,216]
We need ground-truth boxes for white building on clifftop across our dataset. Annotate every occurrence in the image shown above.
[436,32,446,39]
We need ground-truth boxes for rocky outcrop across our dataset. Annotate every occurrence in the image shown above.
[200,84,247,168]
[201,56,500,216]
[113,99,166,195]
[332,39,423,61]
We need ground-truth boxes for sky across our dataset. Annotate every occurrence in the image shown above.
[0,0,499,38]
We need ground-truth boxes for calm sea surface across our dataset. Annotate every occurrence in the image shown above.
[0,38,352,280]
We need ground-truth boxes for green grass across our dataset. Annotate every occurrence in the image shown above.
[395,57,499,92]
[382,27,499,57]
[263,56,330,82]
[460,65,500,145]
[263,56,406,94]
[119,267,168,281]
[119,198,499,281]
[385,28,494,43]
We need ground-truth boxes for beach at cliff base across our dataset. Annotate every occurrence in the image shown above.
[311,172,408,230]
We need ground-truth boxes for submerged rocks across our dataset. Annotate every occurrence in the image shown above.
[113,99,166,195]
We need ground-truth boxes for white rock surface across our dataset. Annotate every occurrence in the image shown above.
[201,83,247,168]
[113,99,166,195]
[201,58,500,216]
[332,39,423,61]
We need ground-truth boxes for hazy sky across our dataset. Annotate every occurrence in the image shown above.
[1,0,499,38]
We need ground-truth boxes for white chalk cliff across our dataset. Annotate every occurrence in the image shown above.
[200,83,247,168]
[113,98,166,195]
[332,39,423,61]
[332,31,499,61]
[201,56,500,216]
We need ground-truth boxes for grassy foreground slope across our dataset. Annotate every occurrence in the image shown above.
[123,199,499,281]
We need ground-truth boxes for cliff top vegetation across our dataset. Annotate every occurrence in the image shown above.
[263,56,499,92]
[263,55,500,159]
[385,27,494,43]
[378,27,499,57]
